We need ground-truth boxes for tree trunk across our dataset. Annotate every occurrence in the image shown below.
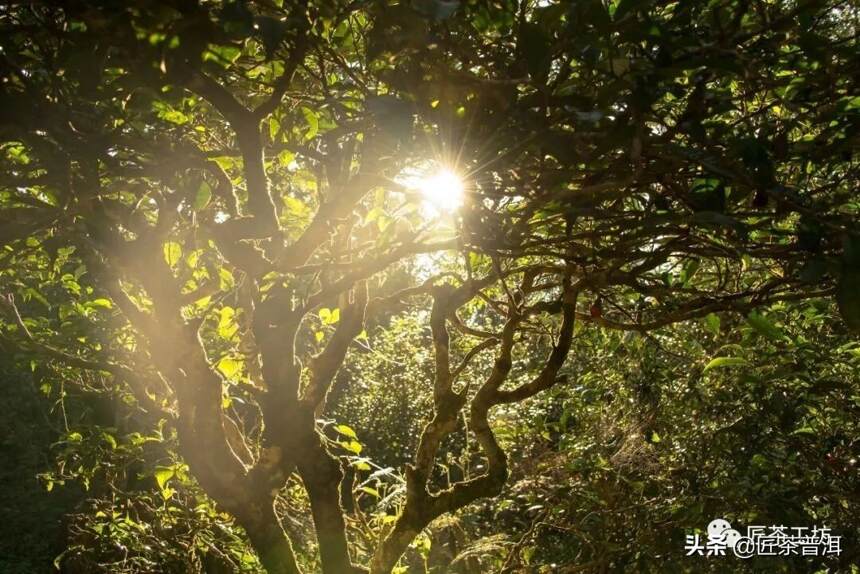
[242,504,303,574]
[296,432,366,574]
[369,509,423,574]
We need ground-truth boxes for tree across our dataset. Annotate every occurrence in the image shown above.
[0,1,856,572]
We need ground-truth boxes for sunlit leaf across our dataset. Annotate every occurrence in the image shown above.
[217,356,243,379]
[154,467,174,490]
[704,357,748,372]
[334,424,357,439]
[163,242,182,267]
[193,181,212,210]
[340,440,362,454]
[359,485,380,498]
[301,107,319,141]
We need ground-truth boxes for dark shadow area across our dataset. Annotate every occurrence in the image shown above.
[0,367,83,574]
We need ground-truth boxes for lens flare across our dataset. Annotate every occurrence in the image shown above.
[416,168,464,213]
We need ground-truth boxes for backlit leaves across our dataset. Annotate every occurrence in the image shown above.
[319,307,340,325]
[163,242,182,267]
[216,356,243,379]
[193,181,212,211]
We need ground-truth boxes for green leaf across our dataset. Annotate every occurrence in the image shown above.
[203,44,242,67]
[218,306,239,339]
[334,424,357,439]
[278,150,296,167]
[185,249,201,268]
[219,267,235,290]
[746,311,784,340]
[102,432,117,449]
[842,95,860,111]
[302,107,319,141]
[703,313,720,336]
[282,195,311,222]
[193,181,212,210]
[340,440,363,454]
[680,260,700,286]
[154,467,174,490]
[25,288,51,309]
[269,117,280,141]
[153,101,189,125]
[704,357,748,372]
[359,486,380,498]
[217,356,243,379]
[365,206,384,224]
[6,142,30,164]
[319,307,340,325]
[163,241,182,267]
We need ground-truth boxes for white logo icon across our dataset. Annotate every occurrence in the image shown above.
[707,518,743,551]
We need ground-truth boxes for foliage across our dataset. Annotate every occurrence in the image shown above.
[475,299,859,572]
[323,298,859,572]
